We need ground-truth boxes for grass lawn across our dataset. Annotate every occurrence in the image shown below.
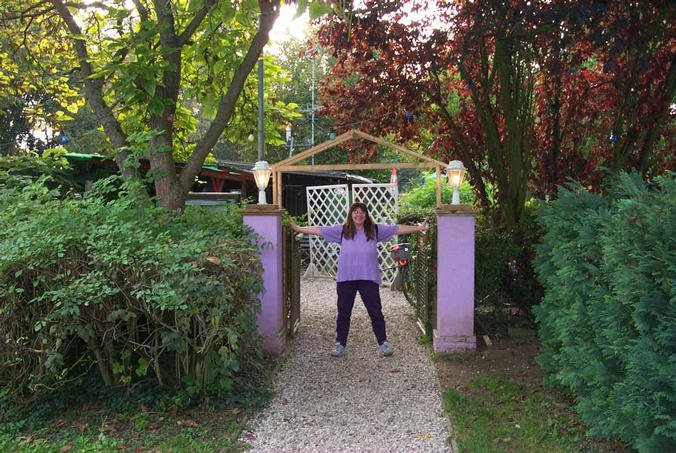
[434,329,632,453]
[0,362,275,452]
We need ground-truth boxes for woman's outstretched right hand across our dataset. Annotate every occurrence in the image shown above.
[289,219,322,236]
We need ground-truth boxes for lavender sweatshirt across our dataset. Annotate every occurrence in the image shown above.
[319,223,398,284]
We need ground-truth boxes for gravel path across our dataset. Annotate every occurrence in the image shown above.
[241,277,452,452]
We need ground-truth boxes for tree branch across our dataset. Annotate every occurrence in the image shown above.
[131,0,149,22]
[63,1,107,9]
[17,0,50,16]
[153,0,181,107]
[48,0,137,180]
[180,0,281,190]
[178,0,217,47]
[4,2,52,20]
[429,65,490,209]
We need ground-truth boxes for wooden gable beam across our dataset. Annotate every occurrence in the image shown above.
[283,162,440,172]
[270,129,451,207]
[272,128,448,172]
[351,130,448,167]
[271,129,357,170]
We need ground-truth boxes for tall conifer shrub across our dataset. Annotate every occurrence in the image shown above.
[534,172,675,451]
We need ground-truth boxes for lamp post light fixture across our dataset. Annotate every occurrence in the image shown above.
[447,160,466,205]
[252,160,272,205]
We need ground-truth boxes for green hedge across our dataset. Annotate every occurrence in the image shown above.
[534,172,675,451]
[0,175,264,402]
[473,214,520,333]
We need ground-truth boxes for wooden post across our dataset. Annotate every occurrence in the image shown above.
[436,166,441,209]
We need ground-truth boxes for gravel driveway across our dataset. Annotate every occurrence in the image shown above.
[241,277,452,452]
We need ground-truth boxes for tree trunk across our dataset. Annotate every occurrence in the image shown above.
[492,38,531,229]
[89,340,113,386]
[149,130,186,210]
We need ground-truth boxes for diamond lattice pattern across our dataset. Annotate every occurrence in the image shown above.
[306,183,398,285]
[353,183,399,285]
[307,185,350,278]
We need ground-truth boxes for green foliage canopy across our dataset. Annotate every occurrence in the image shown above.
[0,0,299,209]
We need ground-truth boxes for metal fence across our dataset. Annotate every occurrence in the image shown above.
[283,225,301,337]
[407,225,437,335]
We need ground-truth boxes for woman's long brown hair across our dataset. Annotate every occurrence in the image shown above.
[342,202,376,240]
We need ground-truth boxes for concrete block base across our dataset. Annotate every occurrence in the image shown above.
[261,329,287,355]
[433,330,476,354]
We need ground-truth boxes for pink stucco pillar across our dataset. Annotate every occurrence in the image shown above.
[434,205,477,353]
[242,204,286,355]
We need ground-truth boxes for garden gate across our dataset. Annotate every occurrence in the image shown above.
[253,129,476,355]
[306,182,398,285]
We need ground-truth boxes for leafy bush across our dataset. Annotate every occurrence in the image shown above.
[399,171,473,210]
[0,174,263,403]
[0,149,76,189]
[533,172,675,451]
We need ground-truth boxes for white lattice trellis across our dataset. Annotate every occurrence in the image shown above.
[353,183,399,285]
[306,184,350,278]
[306,183,398,285]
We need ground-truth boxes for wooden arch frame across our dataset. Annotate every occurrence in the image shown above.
[271,129,449,208]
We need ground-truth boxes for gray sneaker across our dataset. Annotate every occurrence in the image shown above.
[331,342,346,357]
[379,341,393,357]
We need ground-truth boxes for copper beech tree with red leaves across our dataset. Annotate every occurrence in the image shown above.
[316,0,675,228]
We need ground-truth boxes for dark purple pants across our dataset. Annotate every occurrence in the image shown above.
[336,280,386,346]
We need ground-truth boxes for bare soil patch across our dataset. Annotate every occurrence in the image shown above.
[436,328,544,390]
